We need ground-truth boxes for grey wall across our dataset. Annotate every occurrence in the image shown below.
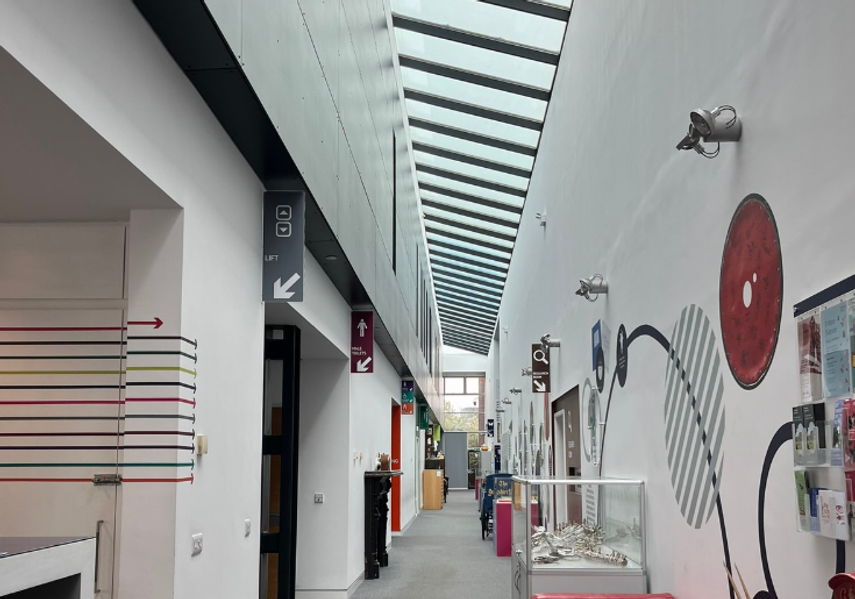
[443,431,468,490]
[203,0,443,418]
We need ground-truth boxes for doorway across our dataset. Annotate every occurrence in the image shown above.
[551,386,581,524]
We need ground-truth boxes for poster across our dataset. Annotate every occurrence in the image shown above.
[798,311,823,402]
[822,302,851,398]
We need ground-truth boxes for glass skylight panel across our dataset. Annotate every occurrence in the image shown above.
[414,151,529,192]
[429,242,509,271]
[393,0,566,54]
[426,220,514,249]
[433,266,506,291]
[421,190,521,223]
[418,172,525,208]
[406,98,539,147]
[394,29,556,92]
[423,206,517,237]
[401,69,547,122]
[432,253,507,277]
[426,231,511,261]
[410,128,534,171]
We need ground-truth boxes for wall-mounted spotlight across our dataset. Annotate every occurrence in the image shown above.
[521,367,533,376]
[496,407,506,413]
[509,387,522,395]
[540,334,561,351]
[575,274,608,302]
[676,105,742,159]
[502,397,513,404]
[535,211,547,227]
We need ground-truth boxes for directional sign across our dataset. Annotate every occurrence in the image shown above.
[487,418,494,438]
[263,191,305,302]
[531,343,551,393]
[351,311,374,374]
[401,381,414,404]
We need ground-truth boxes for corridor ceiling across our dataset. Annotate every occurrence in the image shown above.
[392,0,571,355]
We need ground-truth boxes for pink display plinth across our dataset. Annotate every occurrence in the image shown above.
[494,498,512,557]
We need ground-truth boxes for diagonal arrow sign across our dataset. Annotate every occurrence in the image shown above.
[533,380,546,392]
[274,274,301,299]
[356,357,372,372]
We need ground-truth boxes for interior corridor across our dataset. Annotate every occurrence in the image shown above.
[351,491,509,599]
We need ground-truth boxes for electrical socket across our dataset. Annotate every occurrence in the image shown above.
[191,533,203,556]
[314,493,324,504]
[244,519,251,537]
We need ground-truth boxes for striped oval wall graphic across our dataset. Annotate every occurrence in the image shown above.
[664,305,726,529]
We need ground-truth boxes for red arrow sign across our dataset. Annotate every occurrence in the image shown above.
[0,317,163,332]
[127,317,163,329]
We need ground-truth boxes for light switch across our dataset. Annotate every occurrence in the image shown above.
[191,533,203,556]
[314,493,324,504]
[196,435,208,455]
[245,519,251,537]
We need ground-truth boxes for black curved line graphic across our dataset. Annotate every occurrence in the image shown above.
[605,323,734,599]
[759,423,791,598]
[626,324,670,351]
[759,423,847,599]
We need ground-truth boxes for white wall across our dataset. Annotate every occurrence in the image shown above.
[399,408,419,533]
[348,343,398,588]
[442,346,489,375]
[296,359,351,594]
[0,3,267,598]
[495,1,855,597]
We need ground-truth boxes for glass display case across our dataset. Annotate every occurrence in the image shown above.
[511,476,647,598]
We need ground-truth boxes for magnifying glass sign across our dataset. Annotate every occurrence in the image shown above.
[533,349,549,364]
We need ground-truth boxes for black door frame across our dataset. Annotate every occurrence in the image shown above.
[261,326,301,599]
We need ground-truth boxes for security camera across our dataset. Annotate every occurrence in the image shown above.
[509,387,522,395]
[521,367,532,376]
[540,334,561,351]
[677,105,741,159]
[502,397,512,404]
[575,275,608,302]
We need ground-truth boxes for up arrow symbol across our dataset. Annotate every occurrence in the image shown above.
[274,273,301,299]
[357,357,372,372]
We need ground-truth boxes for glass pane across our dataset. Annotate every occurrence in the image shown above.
[432,254,507,279]
[466,377,481,394]
[427,221,514,250]
[444,376,465,394]
[410,128,535,171]
[395,27,557,90]
[407,98,541,148]
[423,206,517,237]
[418,172,525,208]
[445,393,479,411]
[414,150,530,191]
[443,411,479,432]
[429,242,510,271]
[422,191,521,224]
[400,61,549,120]
[393,0,567,53]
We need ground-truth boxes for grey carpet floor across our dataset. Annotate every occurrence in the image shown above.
[351,489,511,599]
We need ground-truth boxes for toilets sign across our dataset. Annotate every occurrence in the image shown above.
[351,311,374,373]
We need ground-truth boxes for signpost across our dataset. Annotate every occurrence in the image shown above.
[531,343,551,393]
[487,418,494,438]
[263,191,305,302]
[401,380,414,415]
[351,311,374,373]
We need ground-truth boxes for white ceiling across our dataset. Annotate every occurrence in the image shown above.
[0,47,176,223]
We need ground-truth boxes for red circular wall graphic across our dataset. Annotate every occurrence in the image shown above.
[720,194,783,389]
